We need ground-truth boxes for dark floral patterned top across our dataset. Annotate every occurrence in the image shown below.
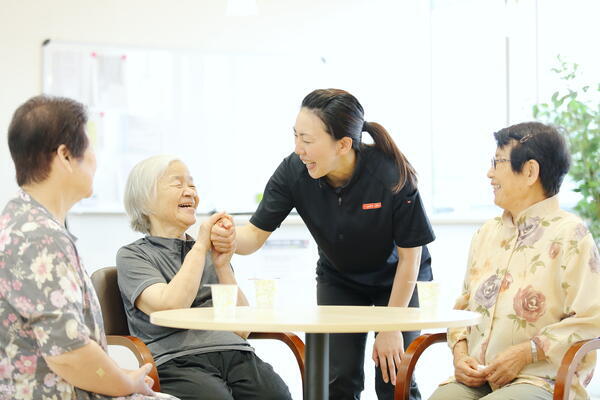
[0,191,177,400]
[447,196,600,399]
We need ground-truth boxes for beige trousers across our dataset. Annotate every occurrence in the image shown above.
[428,382,553,400]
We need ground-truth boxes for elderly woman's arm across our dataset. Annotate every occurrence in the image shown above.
[211,230,251,338]
[45,341,154,396]
[529,228,600,367]
[135,212,226,315]
[447,231,489,386]
[448,233,478,353]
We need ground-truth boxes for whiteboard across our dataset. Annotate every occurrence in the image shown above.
[43,40,329,214]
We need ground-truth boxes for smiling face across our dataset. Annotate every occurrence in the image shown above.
[293,108,343,180]
[149,160,199,237]
[487,144,531,214]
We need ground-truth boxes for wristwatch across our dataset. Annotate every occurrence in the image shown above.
[530,339,538,363]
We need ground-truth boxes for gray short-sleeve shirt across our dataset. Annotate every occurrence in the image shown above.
[116,236,252,366]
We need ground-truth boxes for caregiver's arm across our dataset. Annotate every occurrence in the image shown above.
[211,221,272,255]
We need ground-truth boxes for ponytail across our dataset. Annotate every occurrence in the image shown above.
[363,121,417,193]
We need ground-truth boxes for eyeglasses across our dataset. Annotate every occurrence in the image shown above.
[491,158,511,169]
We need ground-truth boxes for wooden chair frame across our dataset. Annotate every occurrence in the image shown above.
[92,267,306,394]
[394,332,600,400]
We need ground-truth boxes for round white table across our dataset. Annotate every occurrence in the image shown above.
[151,306,481,400]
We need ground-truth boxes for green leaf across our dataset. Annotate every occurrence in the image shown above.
[532,57,600,245]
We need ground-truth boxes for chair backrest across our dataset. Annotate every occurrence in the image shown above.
[90,267,130,336]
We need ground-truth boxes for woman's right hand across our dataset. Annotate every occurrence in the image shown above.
[454,354,486,387]
[126,363,155,396]
[196,212,227,250]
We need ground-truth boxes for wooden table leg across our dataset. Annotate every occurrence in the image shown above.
[305,333,329,400]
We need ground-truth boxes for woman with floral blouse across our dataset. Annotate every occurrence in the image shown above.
[0,96,177,400]
[428,122,600,400]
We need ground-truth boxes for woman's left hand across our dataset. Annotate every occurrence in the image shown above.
[482,343,530,388]
[211,249,233,270]
[372,330,404,385]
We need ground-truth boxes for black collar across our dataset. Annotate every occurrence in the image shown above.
[317,147,364,193]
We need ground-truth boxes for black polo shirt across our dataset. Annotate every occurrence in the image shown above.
[250,145,435,287]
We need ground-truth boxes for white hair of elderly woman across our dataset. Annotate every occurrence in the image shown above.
[124,155,181,234]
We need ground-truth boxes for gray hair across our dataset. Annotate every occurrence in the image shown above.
[123,155,181,234]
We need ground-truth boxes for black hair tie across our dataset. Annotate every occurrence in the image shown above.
[362,120,369,132]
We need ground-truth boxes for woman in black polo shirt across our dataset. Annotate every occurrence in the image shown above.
[212,88,435,400]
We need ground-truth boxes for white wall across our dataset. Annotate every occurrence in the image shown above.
[2,1,598,399]
[0,0,432,207]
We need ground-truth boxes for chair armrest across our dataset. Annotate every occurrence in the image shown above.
[395,332,448,400]
[248,332,305,384]
[107,335,161,392]
[553,338,600,400]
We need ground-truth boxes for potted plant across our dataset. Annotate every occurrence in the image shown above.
[533,56,599,244]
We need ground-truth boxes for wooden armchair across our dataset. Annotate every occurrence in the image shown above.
[394,332,600,400]
[90,267,306,393]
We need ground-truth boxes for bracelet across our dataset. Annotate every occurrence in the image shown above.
[530,339,538,363]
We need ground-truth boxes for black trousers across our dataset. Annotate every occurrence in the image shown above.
[317,273,421,400]
[157,350,292,400]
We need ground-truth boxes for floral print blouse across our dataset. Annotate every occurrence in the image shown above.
[0,191,177,400]
[447,196,600,399]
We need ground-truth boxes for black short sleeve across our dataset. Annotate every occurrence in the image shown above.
[250,156,296,232]
[392,184,435,248]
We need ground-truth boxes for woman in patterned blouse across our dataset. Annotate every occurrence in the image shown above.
[0,96,177,400]
[429,122,600,400]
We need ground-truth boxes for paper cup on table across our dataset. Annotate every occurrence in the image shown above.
[253,279,278,309]
[416,281,441,316]
[208,284,238,318]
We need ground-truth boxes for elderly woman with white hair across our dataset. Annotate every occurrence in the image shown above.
[116,155,292,400]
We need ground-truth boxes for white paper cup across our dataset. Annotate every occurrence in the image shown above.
[416,281,441,316]
[254,279,277,309]
[209,284,238,317]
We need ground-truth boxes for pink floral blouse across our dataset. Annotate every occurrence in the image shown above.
[447,196,600,399]
[0,191,176,400]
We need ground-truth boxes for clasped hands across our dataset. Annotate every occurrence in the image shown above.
[454,344,530,389]
[196,212,236,266]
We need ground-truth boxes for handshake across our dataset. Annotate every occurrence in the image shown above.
[194,212,237,262]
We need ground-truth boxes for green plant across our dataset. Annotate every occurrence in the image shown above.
[533,56,600,243]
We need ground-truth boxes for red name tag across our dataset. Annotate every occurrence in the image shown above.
[362,202,382,210]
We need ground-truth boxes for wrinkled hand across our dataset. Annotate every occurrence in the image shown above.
[211,248,234,269]
[372,331,404,385]
[483,344,529,388]
[196,212,227,250]
[211,214,236,253]
[127,363,155,396]
[453,354,487,387]
[211,216,235,268]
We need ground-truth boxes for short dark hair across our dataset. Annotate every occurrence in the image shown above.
[8,95,89,186]
[493,122,571,197]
